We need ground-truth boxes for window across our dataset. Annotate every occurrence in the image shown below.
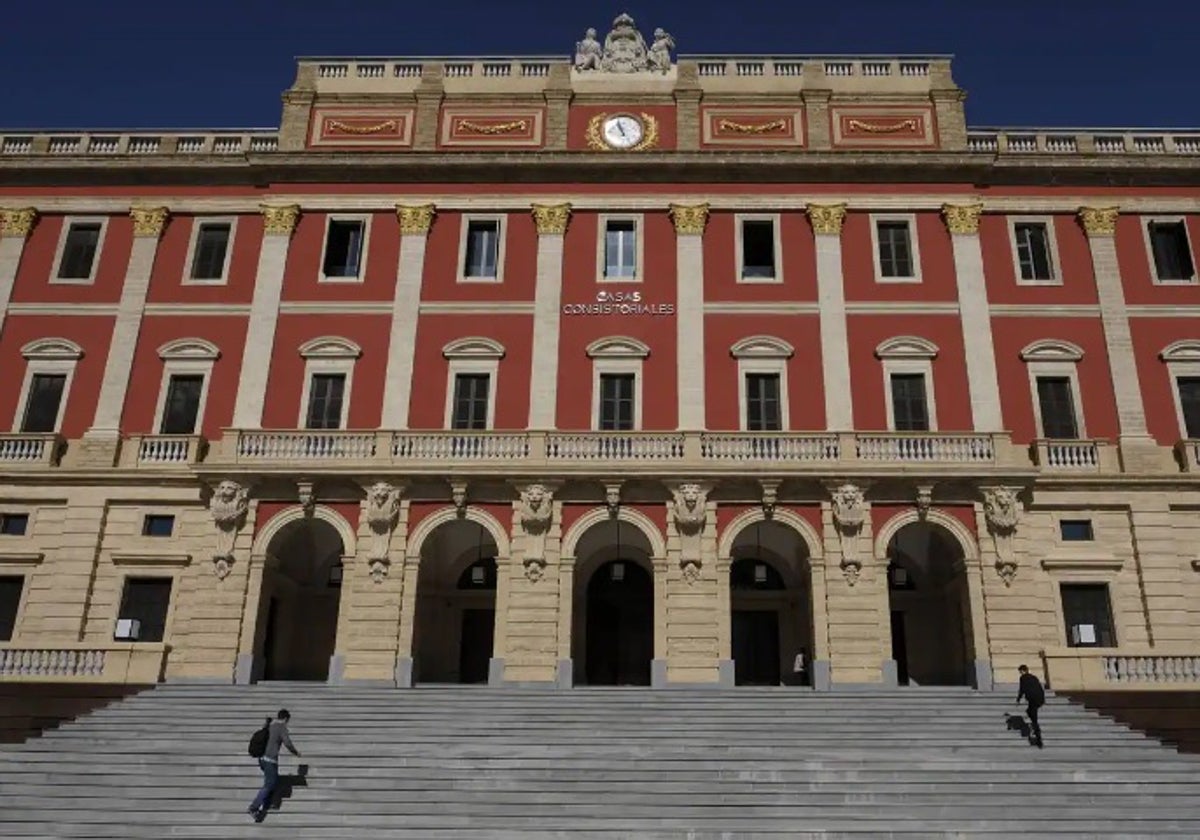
[0,577,22,641]
[305,373,346,430]
[1012,221,1056,282]
[587,336,649,431]
[599,373,635,431]
[890,373,930,432]
[451,373,490,430]
[187,221,232,282]
[158,374,204,435]
[142,515,175,538]
[745,373,782,432]
[872,218,918,281]
[1036,376,1079,439]
[462,218,501,280]
[1177,377,1200,438]
[1059,519,1094,541]
[321,218,366,280]
[19,374,66,434]
[116,578,172,643]
[55,221,103,281]
[739,218,778,281]
[604,219,638,279]
[1146,220,1195,282]
[1060,583,1116,648]
[0,513,29,537]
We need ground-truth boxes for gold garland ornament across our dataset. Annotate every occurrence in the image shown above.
[327,119,399,135]
[846,118,919,134]
[717,118,788,135]
[585,113,660,152]
[456,119,530,136]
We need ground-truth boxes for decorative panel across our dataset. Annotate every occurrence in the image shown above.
[830,106,938,149]
[439,107,546,149]
[701,108,805,148]
[308,107,416,149]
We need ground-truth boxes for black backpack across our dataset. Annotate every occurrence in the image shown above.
[248,719,271,758]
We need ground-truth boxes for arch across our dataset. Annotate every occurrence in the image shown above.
[442,336,506,359]
[406,506,511,561]
[585,336,650,359]
[718,507,823,561]
[561,506,666,560]
[875,336,939,360]
[252,504,358,559]
[1020,339,1084,362]
[1160,339,1200,362]
[873,508,979,564]
[298,336,362,359]
[730,335,795,359]
[20,338,84,361]
[157,338,220,361]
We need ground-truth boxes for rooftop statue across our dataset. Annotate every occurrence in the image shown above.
[575,13,674,74]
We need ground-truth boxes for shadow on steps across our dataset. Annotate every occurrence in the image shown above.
[0,683,155,744]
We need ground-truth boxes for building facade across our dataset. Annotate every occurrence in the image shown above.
[1,16,1199,692]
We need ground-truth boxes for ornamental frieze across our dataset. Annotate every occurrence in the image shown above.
[830,106,937,149]
[701,108,805,148]
[440,108,546,149]
[308,107,415,148]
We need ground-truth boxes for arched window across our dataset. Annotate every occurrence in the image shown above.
[731,336,794,432]
[154,339,221,435]
[298,337,362,430]
[587,337,650,431]
[876,336,939,432]
[1020,339,1086,439]
[14,339,84,434]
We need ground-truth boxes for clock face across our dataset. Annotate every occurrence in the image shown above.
[603,115,644,149]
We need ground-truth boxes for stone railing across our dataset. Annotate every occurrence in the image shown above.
[967,130,1200,157]
[1031,438,1118,472]
[856,433,996,463]
[393,432,530,461]
[689,56,936,79]
[1175,439,1200,472]
[1042,646,1200,691]
[0,643,168,683]
[546,433,687,461]
[0,433,63,467]
[307,57,562,82]
[118,435,206,468]
[700,433,840,462]
[0,132,279,158]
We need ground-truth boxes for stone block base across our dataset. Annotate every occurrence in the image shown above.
[394,657,414,688]
[488,657,505,686]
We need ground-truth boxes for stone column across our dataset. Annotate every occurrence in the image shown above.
[556,556,575,688]
[0,208,36,341]
[381,205,435,429]
[823,484,886,685]
[806,205,854,429]
[669,204,709,429]
[652,554,670,687]
[232,205,300,429]
[1078,206,1166,469]
[497,487,562,685]
[78,207,169,465]
[715,555,734,687]
[942,204,1004,432]
[808,553,832,690]
[528,205,571,428]
[394,552,421,687]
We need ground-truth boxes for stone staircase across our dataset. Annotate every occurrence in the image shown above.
[0,684,1198,839]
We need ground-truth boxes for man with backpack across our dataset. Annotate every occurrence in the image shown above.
[248,709,301,822]
[1015,665,1045,748]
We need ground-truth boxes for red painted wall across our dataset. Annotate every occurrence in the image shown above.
[1129,318,1200,445]
[841,212,959,302]
[558,503,667,546]
[11,214,132,304]
[254,501,361,538]
[871,504,977,547]
[406,502,516,551]
[979,215,1099,305]
[146,214,263,305]
[420,212,537,302]
[1115,214,1200,306]
[715,503,824,551]
[280,211,398,301]
[703,212,818,301]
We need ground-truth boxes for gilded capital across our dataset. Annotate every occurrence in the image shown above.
[1078,206,1119,237]
[129,206,169,238]
[669,203,709,236]
[260,204,301,236]
[941,203,983,235]
[806,203,846,236]
[396,204,436,236]
[0,208,37,239]
[531,203,571,236]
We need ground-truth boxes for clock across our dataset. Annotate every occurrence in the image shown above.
[602,114,644,149]
[585,112,659,152]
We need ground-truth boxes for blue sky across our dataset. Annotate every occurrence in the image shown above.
[1,0,1195,130]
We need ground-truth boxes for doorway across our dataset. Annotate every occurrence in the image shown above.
[732,610,781,685]
[585,560,653,686]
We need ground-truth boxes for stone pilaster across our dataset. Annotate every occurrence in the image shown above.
[822,488,885,685]
[542,65,572,151]
[79,206,169,466]
[413,67,444,151]
[528,204,571,428]
[673,61,702,151]
[664,485,719,684]
[0,208,37,341]
[942,203,1004,432]
[1129,495,1191,646]
[498,487,562,684]
[806,204,854,429]
[232,205,299,429]
[381,205,436,429]
[669,203,709,429]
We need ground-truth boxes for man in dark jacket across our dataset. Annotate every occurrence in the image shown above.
[1016,665,1045,748]
[249,709,301,822]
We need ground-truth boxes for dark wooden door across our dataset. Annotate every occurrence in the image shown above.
[732,610,781,686]
[891,610,910,685]
[586,561,653,685]
[459,609,495,684]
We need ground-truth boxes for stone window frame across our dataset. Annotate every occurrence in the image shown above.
[12,338,84,434]
[876,336,939,432]
[50,216,109,285]
[587,336,649,431]
[1140,214,1197,285]
[442,337,504,430]
[110,552,191,645]
[1020,339,1088,440]
[457,214,507,284]
[0,506,36,539]
[1160,339,1200,439]
[0,560,38,643]
[151,339,221,436]
[869,212,923,284]
[734,213,784,285]
[318,213,372,284]
[1045,575,1124,650]
[182,216,239,286]
[296,336,362,430]
[596,213,645,284]
[1007,215,1063,286]
[731,335,794,431]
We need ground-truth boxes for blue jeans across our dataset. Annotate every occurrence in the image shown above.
[250,758,279,813]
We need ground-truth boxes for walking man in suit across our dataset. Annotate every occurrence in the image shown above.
[1016,665,1045,748]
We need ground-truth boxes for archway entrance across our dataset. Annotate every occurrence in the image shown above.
[573,517,656,686]
[257,517,346,681]
[886,521,974,686]
[728,520,813,686]
[412,519,499,684]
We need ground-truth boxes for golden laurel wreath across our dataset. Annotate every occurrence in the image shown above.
[326,119,398,135]
[717,118,788,134]
[846,118,919,134]
[456,119,530,135]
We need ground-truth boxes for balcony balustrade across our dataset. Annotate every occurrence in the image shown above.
[0,434,63,468]
[1031,438,1119,473]
[118,435,206,469]
[1041,646,1200,691]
